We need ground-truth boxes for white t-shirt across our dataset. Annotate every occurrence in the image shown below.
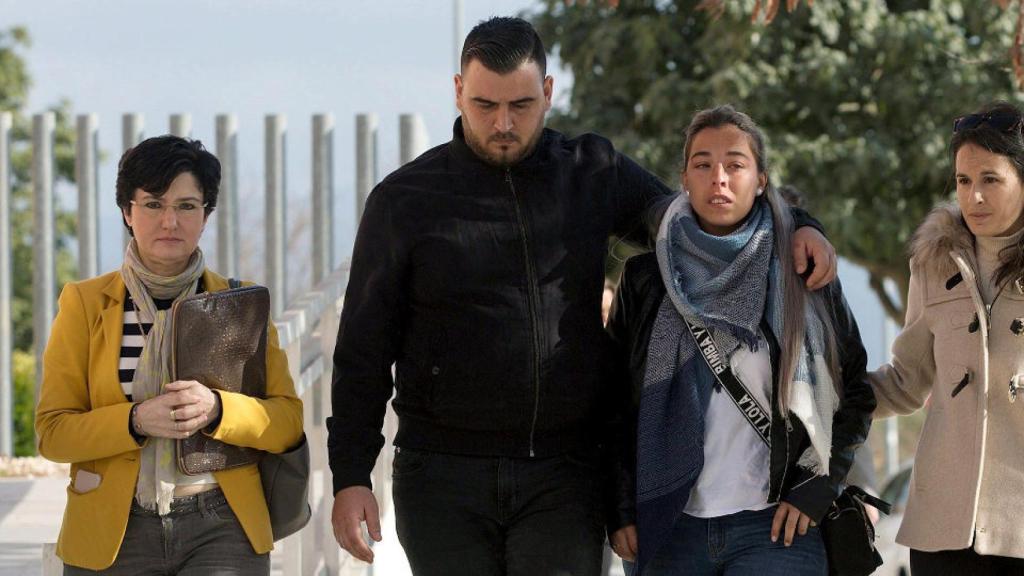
[684,332,773,518]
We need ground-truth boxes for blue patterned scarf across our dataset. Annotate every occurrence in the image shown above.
[635,194,837,573]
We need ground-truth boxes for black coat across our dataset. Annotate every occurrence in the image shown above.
[604,251,875,533]
[326,118,673,493]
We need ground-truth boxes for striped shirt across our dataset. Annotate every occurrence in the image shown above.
[119,280,205,399]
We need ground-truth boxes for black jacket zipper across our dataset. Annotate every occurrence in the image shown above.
[506,168,543,457]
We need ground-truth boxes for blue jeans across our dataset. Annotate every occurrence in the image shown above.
[392,447,606,576]
[624,507,827,576]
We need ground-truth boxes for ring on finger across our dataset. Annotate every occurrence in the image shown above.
[170,408,176,420]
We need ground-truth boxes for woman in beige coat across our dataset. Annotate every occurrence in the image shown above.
[871,101,1024,575]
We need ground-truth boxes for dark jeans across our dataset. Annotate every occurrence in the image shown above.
[624,507,827,576]
[391,447,606,576]
[911,547,1024,575]
[63,488,269,576]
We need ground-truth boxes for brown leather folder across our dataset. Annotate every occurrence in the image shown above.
[172,285,269,475]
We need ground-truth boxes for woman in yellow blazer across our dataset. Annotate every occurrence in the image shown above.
[35,135,303,575]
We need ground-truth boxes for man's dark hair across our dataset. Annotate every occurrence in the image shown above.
[116,135,220,235]
[461,16,546,76]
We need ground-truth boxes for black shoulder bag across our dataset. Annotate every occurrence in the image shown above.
[682,315,891,576]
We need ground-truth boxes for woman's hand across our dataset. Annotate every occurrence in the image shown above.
[134,381,221,439]
[771,501,815,546]
[610,524,638,561]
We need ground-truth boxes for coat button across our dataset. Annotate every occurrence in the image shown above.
[431,366,440,376]
[1012,319,1024,335]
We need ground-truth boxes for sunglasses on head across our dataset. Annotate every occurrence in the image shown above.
[952,112,1022,133]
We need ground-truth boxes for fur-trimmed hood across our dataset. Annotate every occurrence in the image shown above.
[909,202,974,273]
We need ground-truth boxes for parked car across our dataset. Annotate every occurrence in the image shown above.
[873,463,913,576]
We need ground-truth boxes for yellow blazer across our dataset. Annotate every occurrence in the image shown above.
[35,269,304,570]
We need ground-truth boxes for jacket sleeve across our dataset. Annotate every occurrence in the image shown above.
[204,321,303,454]
[36,283,143,463]
[790,207,825,236]
[867,264,935,417]
[603,260,640,534]
[327,186,407,495]
[784,278,876,522]
[609,150,674,246]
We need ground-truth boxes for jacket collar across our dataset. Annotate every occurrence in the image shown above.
[448,116,555,176]
[911,203,975,277]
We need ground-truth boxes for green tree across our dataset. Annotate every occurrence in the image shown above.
[2,26,78,454]
[533,0,1019,323]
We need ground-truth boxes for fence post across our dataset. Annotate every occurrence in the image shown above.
[312,114,334,284]
[0,112,12,456]
[216,114,239,278]
[320,286,342,575]
[399,113,428,165]
[265,115,287,318]
[355,114,377,222]
[122,114,144,249]
[32,112,56,410]
[169,113,192,138]
[76,114,100,279]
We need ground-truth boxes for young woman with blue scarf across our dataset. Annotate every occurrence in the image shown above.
[604,105,876,576]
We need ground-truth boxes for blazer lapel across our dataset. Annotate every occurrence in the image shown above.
[99,273,126,385]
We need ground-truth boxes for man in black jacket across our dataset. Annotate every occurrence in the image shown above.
[327,16,836,576]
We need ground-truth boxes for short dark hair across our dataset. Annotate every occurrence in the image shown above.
[461,17,546,76]
[116,135,220,235]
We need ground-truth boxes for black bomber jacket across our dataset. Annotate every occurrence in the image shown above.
[326,119,673,493]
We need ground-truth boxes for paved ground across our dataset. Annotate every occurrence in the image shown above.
[0,477,64,576]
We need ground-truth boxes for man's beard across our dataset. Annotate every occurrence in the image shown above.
[463,121,542,168]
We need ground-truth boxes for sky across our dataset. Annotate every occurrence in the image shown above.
[1,0,892,366]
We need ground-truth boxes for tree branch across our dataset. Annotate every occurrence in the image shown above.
[868,273,906,326]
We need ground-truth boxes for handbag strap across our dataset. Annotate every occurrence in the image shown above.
[682,315,772,447]
[843,485,893,516]
[683,316,896,517]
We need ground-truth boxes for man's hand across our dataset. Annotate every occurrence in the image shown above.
[792,226,837,290]
[610,524,638,562]
[771,501,815,546]
[332,486,382,563]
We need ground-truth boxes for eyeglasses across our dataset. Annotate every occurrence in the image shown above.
[129,199,208,218]
[952,112,1022,133]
